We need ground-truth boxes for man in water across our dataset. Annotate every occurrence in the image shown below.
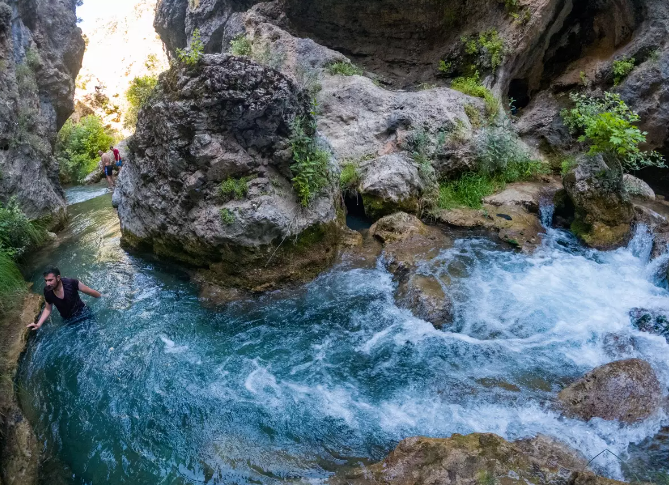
[110,144,122,174]
[99,150,114,189]
[27,267,102,330]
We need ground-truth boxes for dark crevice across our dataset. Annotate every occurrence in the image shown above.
[344,192,372,231]
[508,78,531,111]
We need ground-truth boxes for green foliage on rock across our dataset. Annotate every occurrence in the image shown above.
[326,61,363,76]
[290,112,331,207]
[612,56,635,85]
[561,92,665,171]
[451,72,500,119]
[219,208,235,225]
[56,115,116,184]
[219,176,250,201]
[0,198,47,314]
[438,124,547,209]
[339,162,360,193]
[461,30,505,72]
[125,75,158,130]
[229,34,253,56]
[176,29,204,66]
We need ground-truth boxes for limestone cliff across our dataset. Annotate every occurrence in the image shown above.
[0,0,84,222]
[74,0,169,135]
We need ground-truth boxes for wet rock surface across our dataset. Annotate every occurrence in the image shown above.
[0,0,84,222]
[629,308,669,342]
[330,433,623,485]
[558,359,662,424]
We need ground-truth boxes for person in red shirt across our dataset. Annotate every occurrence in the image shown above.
[110,145,123,173]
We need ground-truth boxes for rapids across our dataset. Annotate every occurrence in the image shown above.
[17,185,669,484]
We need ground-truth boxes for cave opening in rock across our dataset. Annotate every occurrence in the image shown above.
[508,78,530,112]
[344,191,372,230]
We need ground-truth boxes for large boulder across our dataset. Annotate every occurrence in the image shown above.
[563,154,634,249]
[0,0,84,223]
[558,359,662,424]
[623,174,655,200]
[395,275,452,329]
[357,154,424,219]
[330,433,623,485]
[116,54,342,294]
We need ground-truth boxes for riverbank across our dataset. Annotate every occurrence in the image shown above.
[0,293,43,485]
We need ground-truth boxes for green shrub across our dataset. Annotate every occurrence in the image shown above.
[461,30,505,72]
[340,162,360,193]
[15,63,37,94]
[612,56,635,85]
[220,208,235,225]
[125,74,158,130]
[251,42,286,70]
[219,176,250,201]
[290,112,331,207]
[326,61,363,76]
[560,156,578,175]
[25,48,41,69]
[439,60,452,74]
[56,115,116,184]
[0,198,46,258]
[229,34,252,56]
[451,72,500,119]
[561,92,665,171]
[176,29,204,66]
[438,125,547,209]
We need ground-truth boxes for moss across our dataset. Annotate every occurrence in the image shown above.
[219,176,250,201]
[326,61,363,76]
[362,194,420,220]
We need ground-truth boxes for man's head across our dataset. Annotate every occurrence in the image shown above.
[43,267,61,291]
[98,150,103,156]
[109,145,114,150]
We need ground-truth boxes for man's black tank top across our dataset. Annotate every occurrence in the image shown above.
[44,278,86,319]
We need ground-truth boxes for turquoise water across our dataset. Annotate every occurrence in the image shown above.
[18,186,669,484]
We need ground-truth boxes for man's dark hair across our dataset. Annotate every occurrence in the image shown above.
[109,145,114,150]
[43,267,61,277]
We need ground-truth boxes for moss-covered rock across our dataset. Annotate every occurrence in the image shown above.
[563,154,633,250]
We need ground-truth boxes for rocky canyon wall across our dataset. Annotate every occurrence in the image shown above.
[0,0,84,222]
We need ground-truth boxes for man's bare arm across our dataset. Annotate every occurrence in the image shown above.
[28,302,52,331]
[78,282,102,298]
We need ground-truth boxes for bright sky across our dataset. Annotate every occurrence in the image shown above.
[77,0,140,31]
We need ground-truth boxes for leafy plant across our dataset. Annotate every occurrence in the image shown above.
[561,92,666,171]
[290,110,331,207]
[439,60,452,74]
[612,56,635,85]
[461,30,505,72]
[230,34,253,56]
[451,72,500,119]
[0,251,26,315]
[326,61,363,76]
[0,198,46,259]
[176,29,204,66]
[219,176,250,201]
[560,156,578,175]
[56,115,116,184]
[25,48,41,70]
[125,74,158,129]
[340,162,360,193]
[220,208,235,225]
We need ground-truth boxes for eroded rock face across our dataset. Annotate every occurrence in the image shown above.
[0,0,84,222]
[330,433,622,485]
[116,54,341,292]
[558,359,662,424]
[563,154,634,249]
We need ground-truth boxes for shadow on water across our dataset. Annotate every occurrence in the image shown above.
[16,188,669,484]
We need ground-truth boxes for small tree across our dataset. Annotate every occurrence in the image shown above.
[125,75,158,129]
[176,29,204,66]
[56,115,116,183]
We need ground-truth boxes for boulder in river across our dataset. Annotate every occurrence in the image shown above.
[395,274,452,329]
[558,359,662,424]
[629,308,669,342]
[330,433,623,485]
[116,54,342,294]
[563,154,634,250]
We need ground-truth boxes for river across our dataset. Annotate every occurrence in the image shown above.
[16,184,669,484]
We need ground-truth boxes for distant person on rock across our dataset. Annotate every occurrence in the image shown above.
[27,267,102,330]
[110,145,123,173]
[99,150,114,189]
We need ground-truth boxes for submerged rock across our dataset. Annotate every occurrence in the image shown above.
[558,359,662,424]
[395,275,452,329]
[629,308,669,342]
[563,154,634,250]
[330,433,622,485]
[116,54,342,294]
